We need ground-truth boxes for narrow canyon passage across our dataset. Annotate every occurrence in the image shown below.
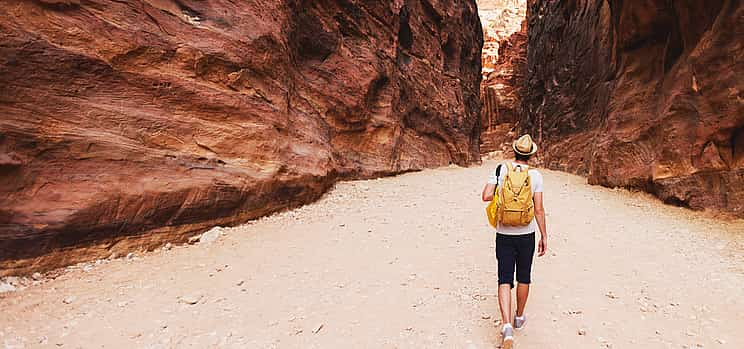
[2,160,743,348]
[477,0,527,154]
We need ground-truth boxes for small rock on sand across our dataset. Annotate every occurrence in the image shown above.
[0,282,16,293]
[189,227,223,244]
[178,294,203,305]
[62,296,76,304]
[578,328,586,335]
[312,323,324,333]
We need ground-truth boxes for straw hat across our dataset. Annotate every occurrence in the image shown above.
[513,134,538,156]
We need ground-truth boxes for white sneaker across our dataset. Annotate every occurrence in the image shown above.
[502,324,514,349]
[514,314,526,330]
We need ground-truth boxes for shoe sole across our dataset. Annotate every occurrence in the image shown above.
[514,322,526,331]
[502,336,514,349]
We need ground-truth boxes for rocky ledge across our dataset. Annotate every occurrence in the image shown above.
[0,0,483,275]
[523,0,744,216]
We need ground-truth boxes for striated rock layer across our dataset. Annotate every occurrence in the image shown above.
[478,0,527,154]
[477,0,526,154]
[0,0,483,275]
[523,0,744,216]
[479,22,526,154]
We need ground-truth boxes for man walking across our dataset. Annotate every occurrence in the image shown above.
[481,134,548,349]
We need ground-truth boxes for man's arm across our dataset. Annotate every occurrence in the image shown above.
[533,191,548,256]
[482,164,501,202]
[482,183,496,202]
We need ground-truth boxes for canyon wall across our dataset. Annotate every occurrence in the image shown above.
[0,0,483,275]
[477,0,526,154]
[524,0,744,216]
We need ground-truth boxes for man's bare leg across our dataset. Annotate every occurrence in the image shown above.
[498,284,515,348]
[498,284,512,325]
[516,283,530,317]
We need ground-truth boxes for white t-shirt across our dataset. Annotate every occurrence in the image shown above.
[487,162,543,235]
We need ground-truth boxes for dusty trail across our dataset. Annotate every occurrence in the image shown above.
[2,160,744,348]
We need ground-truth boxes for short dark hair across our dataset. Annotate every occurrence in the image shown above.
[515,152,532,162]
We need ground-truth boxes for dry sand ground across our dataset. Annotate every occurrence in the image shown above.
[2,160,744,349]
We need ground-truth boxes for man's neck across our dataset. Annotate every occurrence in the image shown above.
[513,160,528,165]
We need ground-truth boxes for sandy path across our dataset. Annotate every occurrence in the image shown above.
[2,160,743,349]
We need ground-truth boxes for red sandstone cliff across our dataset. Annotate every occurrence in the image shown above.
[477,0,526,154]
[523,0,744,216]
[0,0,483,275]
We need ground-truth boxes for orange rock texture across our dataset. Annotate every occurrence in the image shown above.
[477,0,527,154]
[523,0,744,216]
[0,0,483,275]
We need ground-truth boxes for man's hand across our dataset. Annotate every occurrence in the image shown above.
[538,237,547,257]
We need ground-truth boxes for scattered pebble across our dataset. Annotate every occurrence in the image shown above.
[0,281,16,293]
[62,296,76,304]
[178,294,203,305]
[32,272,43,281]
[312,323,324,334]
[578,328,586,335]
[164,243,173,250]
[605,291,619,299]
[189,227,223,244]
[481,313,491,320]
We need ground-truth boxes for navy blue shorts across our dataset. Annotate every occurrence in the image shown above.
[495,232,536,288]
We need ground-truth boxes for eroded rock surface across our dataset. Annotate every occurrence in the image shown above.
[523,0,744,216]
[0,0,483,275]
[477,0,526,154]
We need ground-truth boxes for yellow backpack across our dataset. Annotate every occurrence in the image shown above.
[486,163,534,227]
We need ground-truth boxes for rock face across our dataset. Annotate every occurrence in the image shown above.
[0,0,483,275]
[477,0,526,154]
[523,0,744,216]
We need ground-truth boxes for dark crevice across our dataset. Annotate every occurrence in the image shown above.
[442,38,458,73]
[662,14,684,72]
[288,4,340,64]
[663,195,692,209]
[363,74,390,108]
[419,0,443,26]
[731,126,744,168]
[398,6,413,50]
[173,0,202,19]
